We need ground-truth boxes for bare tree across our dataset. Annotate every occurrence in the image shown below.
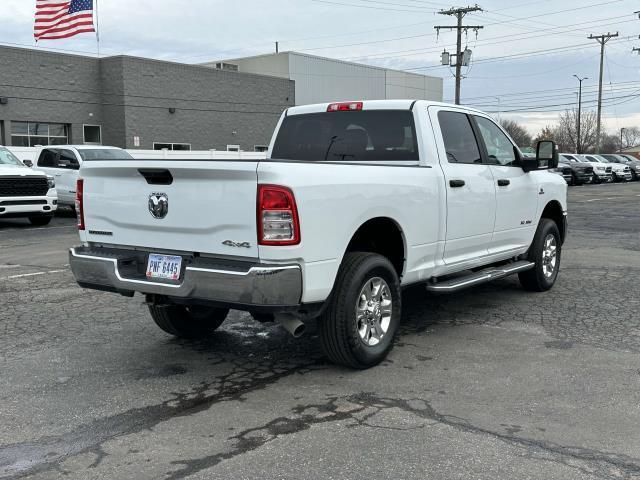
[554,109,598,153]
[533,126,556,146]
[500,119,533,148]
[600,134,620,154]
[621,127,640,149]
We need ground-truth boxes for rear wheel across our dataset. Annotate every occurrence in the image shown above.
[318,252,401,369]
[28,216,52,226]
[148,304,229,338]
[519,218,561,292]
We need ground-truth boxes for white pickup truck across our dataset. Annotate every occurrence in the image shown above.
[69,100,567,368]
[0,146,57,225]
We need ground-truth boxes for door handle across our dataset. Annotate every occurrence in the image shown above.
[449,179,465,188]
[54,173,62,177]
[497,179,510,186]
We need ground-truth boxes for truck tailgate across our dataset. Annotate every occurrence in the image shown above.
[80,160,259,257]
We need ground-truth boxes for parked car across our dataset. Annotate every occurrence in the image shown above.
[559,154,593,185]
[577,155,613,183]
[68,100,567,369]
[550,160,572,184]
[33,146,133,207]
[601,154,640,181]
[0,146,57,225]
[585,155,632,182]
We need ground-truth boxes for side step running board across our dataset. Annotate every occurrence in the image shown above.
[426,261,534,294]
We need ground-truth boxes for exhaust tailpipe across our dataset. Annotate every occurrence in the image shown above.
[275,314,306,338]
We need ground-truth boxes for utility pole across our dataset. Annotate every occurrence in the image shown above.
[588,32,618,151]
[620,127,626,152]
[573,75,588,154]
[435,5,483,105]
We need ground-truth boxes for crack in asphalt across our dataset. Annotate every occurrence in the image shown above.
[0,357,324,479]
[166,392,640,480]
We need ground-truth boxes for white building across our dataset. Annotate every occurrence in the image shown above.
[203,52,443,105]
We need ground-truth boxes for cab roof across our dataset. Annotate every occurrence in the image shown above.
[286,99,486,116]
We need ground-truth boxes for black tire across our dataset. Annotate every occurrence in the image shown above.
[519,218,561,292]
[318,252,401,369]
[570,172,578,186]
[148,304,229,338]
[28,216,52,226]
[612,172,619,183]
[631,170,638,182]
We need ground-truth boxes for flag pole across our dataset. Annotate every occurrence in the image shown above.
[95,0,100,58]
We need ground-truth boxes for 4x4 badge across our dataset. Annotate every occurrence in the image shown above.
[223,240,251,248]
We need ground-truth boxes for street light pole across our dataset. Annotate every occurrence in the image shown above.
[573,75,588,154]
[620,127,626,152]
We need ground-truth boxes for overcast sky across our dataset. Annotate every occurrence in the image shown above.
[2,0,639,135]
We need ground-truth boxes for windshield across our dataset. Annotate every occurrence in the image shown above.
[0,147,25,167]
[595,156,610,163]
[271,110,419,162]
[78,149,134,161]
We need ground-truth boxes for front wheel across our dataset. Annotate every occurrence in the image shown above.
[318,252,402,369]
[519,218,561,292]
[148,304,229,338]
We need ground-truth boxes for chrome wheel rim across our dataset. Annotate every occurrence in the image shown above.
[356,277,392,347]
[542,234,558,278]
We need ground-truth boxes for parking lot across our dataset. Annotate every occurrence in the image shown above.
[0,182,639,480]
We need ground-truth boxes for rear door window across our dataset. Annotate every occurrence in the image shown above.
[271,110,418,161]
[57,149,80,169]
[37,149,57,167]
[437,111,482,165]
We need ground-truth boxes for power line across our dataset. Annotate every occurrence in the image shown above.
[295,0,626,53]
[344,14,633,62]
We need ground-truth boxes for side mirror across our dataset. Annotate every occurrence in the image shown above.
[523,141,558,172]
[22,159,33,168]
[536,140,558,169]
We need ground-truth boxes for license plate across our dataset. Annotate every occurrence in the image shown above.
[146,254,182,280]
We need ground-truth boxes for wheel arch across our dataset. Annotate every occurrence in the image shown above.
[342,217,407,278]
[540,200,566,243]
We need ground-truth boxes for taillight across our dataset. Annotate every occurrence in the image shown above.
[327,101,363,112]
[75,179,85,231]
[257,185,300,246]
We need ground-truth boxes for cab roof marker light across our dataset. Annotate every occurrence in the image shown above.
[327,102,363,112]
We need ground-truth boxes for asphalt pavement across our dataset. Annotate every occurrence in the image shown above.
[1,184,640,480]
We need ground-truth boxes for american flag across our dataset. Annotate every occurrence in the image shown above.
[34,0,96,41]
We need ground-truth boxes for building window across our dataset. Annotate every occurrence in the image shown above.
[226,145,240,152]
[83,125,102,145]
[153,143,192,151]
[254,145,268,152]
[11,122,68,147]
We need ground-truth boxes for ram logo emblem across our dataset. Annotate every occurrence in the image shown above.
[148,193,169,219]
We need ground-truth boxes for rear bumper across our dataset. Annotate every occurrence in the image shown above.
[69,246,303,308]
